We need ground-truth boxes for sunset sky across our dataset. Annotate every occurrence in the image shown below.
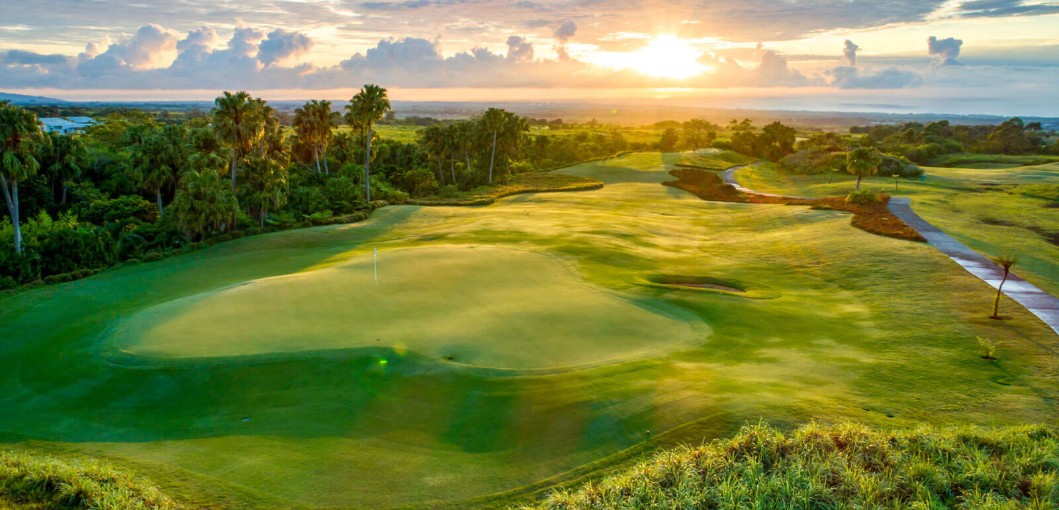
[2,0,1058,115]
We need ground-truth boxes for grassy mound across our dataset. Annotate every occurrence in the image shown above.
[0,450,174,509]
[409,172,603,206]
[534,422,1059,509]
[109,245,706,369]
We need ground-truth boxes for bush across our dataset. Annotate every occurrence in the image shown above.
[880,154,924,178]
[369,200,389,210]
[846,189,880,205]
[437,185,460,198]
[0,276,18,290]
[143,252,164,262]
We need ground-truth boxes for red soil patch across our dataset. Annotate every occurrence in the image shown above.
[665,168,924,242]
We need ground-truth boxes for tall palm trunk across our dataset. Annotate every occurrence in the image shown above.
[313,146,321,174]
[461,154,468,183]
[364,126,373,202]
[0,174,21,254]
[488,128,497,184]
[322,146,330,175]
[61,184,68,205]
[156,188,164,218]
[230,150,238,190]
[438,160,445,186]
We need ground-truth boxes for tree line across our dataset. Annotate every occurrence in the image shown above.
[2,88,658,288]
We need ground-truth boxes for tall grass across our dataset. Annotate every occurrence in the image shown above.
[530,422,1058,509]
[0,450,175,509]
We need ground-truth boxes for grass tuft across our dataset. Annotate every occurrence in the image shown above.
[528,422,1059,510]
[0,450,176,509]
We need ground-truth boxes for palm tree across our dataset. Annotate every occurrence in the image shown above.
[990,255,1018,319]
[453,121,475,185]
[346,84,390,202]
[131,125,185,218]
[212,91,265,190]
[421,124,449,186]
[0,103,46,254]
[41,131,86,205]
[480,108,505,184]
[294,102,321,174]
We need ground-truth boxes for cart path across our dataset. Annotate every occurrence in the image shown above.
[722,165,1059,337]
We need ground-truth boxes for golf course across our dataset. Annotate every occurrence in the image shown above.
[1,151,1057,508]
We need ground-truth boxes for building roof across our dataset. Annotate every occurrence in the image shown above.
[66,116,96,125]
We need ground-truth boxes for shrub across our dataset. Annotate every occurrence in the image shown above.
[143,252,164,262]
[437,185,460,198]
[0,276,16,290]
[369,200,389,210]
[978,336,999,359]
[880,154,924,178]
[846,189,879,205]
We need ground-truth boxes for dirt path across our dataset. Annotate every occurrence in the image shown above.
[724,165,1059,337]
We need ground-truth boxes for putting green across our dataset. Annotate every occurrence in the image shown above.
[109,245,707,369]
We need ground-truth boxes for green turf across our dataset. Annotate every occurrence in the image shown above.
[1,151,1057,509]
[110,245,706,368]
[734,161,1059,295]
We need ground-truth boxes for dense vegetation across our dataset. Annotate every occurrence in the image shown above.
[534,422,1059,509]
[0,91,651,289]
[0,450,174,509]
[850,117,1059,163]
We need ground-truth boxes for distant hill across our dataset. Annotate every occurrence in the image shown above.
[0,92,69,105]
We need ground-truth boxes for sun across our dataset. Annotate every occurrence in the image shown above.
[622,35,711,80]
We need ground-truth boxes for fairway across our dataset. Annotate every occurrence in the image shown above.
[2,152,1057,509]
[111,245,706,368]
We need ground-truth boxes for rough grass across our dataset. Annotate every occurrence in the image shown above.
[733,161,1059,295]
[532,422,1059,510]
[676,151,756,171]
[409,172,603,206]
[930,153,1059,169]
[0,450,175,510]
[664,167,924,242]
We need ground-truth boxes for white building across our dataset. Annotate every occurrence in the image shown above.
[39,117,97,135]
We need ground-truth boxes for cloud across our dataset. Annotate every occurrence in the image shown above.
[843,40,860,67]
[553,19,577,42]
[951,0,1059,18]
[258,29,314,67]
[829,66,921,89]
[750,46,811,87]
[506,36,534,62]
[553,19,577,61]
[1,49,68,66]
[928,36,963,65]
[76,24,178,78]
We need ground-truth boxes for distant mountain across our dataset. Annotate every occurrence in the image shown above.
[0,92,69,105]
